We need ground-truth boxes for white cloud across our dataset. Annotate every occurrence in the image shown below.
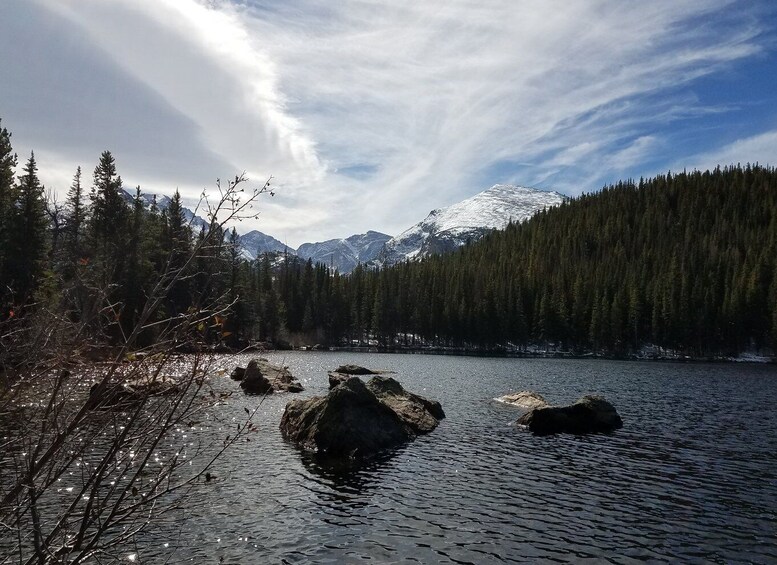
[607,136,661,172]
[687,130,777,171]
[238,0,766,231]
[1,0,770,245]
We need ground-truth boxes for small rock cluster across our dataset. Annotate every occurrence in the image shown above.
[327,364,385,389]
[280,366,445,458]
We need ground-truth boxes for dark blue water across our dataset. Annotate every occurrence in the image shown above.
[136,354,777,563]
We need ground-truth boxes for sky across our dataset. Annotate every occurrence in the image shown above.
[1,0,776,247]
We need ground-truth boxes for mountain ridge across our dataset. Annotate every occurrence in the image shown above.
[296,231,391,273]
[124,183,564,272]
[375,184,565,266]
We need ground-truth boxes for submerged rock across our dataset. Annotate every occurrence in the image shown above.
[495,391,549,410]
[89,374,179,409]
[237,358,304,394]
[280,376,444,457]
[517,395,622,435]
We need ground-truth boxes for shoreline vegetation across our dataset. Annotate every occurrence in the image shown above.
[2,114,777,362]
[259,344,777,363]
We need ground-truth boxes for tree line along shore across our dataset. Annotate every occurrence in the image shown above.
[1,117,775,362]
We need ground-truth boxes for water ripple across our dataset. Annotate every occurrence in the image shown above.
[17,353,776,563]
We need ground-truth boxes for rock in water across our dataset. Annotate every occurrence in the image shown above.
[280,378,407,456]
[366,376,445,433]
[328,365,392,389]
[240,360,273,395]
[327,371,353,389]
[280,376,444,457]
[517,395,622,435]
[238,358,303,394]
[494,391,549,410]
[333,364,378,375]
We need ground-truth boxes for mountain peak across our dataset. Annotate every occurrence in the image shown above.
[238,230,293,260]
[296,231,391,273]
[376,183,565,266]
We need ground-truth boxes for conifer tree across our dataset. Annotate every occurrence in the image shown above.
[0,120,17,303]
[89,150,128,292]
[162,190,192,317]
[90,151,126,248]
[62,166,85,267]
[7,152,49,304]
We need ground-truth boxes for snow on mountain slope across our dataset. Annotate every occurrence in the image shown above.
[297,231,391,273]
[376,184,565,265]
[121,184,563,269]
[238,230,294,261]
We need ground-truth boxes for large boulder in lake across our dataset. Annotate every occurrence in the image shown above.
[280,376,444,457]
[239,358,303,394]
[517,395,622,435]
[495,391,549,410]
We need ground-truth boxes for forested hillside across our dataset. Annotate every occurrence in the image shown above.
[267,165,777,355]
[1,114,775,357]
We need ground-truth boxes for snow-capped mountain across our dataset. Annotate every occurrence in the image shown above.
[296,231,391,273]
[238,230,294,261]
[121,183,564,269]
[376,184,565,266]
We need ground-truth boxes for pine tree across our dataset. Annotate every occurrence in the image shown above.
[62,166,86,268]
[7,152,49,304]
[0,120,17,305]
[162,190,192,317]
[90,151,126,247]
[89,150,128,288]
[122,187,146,335]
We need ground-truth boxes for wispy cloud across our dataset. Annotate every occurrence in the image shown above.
[239,0,769,227]
[686,129,777,170]
[1,0,773,244]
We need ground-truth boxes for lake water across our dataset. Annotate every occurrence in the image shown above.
[4,353,767,563]
[122,352,776,564]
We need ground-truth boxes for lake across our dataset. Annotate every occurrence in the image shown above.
[121,352,775,564]
[5,353,769,563]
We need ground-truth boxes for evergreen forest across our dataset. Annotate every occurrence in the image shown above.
[1,117,775,359]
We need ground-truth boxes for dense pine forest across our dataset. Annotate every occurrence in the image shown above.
[350,166,777,355]
[1,116,775,358]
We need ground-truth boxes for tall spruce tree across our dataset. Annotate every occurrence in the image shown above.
[89,151,127,284]
[162,190,192,317]
[7,152,49,304]
[0,120,17,305]
[62,166,85,267]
